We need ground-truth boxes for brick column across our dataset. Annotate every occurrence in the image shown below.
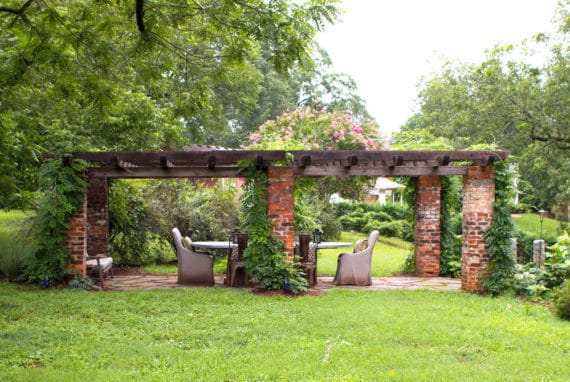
[267,166,295,258]
[462,166,495,292]
[87,177,110,256]
[66,197,88,275]
[414,176,441,276]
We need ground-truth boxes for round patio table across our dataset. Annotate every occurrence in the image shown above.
[192,241,236,250]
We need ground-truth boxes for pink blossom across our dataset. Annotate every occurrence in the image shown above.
[249,134,262,142]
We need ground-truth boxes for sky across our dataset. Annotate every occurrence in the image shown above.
[317,0,560,137]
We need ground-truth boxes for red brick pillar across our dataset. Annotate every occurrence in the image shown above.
[267,166,295,258]
[66,197,88,275]
[462,166,495,291]
[87,177,110,256]
[415,176,441,276]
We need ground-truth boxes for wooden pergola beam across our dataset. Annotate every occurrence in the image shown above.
[70,149,509,179]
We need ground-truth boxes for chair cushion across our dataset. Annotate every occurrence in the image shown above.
[182,236,192,249]
[86,257,113,271]
[353,239,368,253]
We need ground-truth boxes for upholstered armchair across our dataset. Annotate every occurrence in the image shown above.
[171,228,214,286]
[333,230,379,286]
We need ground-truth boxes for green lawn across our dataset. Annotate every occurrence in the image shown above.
[0,210,34,241]
[1,282,568,381]
[512,213,564,242]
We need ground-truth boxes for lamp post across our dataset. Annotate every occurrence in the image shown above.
[538,209,546,241]
[313,228,322,245]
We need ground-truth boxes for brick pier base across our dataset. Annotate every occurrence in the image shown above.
[66,198,88,275]
[414,176,441,276]
[462,166,495,291]
[267,166,295,258]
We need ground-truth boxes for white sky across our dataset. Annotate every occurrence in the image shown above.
[317,0,560,136]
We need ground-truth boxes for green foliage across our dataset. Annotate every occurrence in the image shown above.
[26,158,88,282]
[68,272,95,291]
[0,0,339,206]
[109,181,156,266]
[240,164,307,294]
[108,179,241,265]
[334,201,413,241]
[482,160,517,295]
[552,280,570,320]
[0,211,35,281]
[513,231,570,299]
[0,238,34,281]
[402,18,570,215]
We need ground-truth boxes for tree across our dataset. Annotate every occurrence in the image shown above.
[0,0,340,208]
[401,5,570,215]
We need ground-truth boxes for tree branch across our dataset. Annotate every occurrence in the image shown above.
[0,0,36,15]
[136,0,145,32]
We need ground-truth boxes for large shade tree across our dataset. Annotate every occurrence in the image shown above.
[0,0,339,208]
[400,3,570,216]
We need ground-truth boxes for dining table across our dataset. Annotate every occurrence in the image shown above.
[191,241,352,251]
[191,240,352,287]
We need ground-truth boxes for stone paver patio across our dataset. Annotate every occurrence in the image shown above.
[105,273,461,292]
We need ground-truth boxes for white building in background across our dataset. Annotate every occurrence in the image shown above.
[367,177,406,205]
[329,178,406,205]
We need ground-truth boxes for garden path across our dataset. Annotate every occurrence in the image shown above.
[105,274,461,292]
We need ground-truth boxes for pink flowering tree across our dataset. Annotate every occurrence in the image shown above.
[245,103,381,151]
[245,103,383,237]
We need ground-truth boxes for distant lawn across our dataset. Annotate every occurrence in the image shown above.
[318,231,410,277]
[512,213,564,243]
[0,210,34,241]
[1,282,568,381]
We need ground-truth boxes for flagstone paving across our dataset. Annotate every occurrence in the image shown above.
[105,273,461,292]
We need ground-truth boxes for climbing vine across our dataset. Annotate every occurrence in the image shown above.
[240,163,307,294]
[27,156,88,282]
[482,159,517,295]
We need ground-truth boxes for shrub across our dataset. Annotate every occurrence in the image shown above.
[552,281,570,321]
[513,232,569,299]
[26,158,88,282]
[109,180,156,266]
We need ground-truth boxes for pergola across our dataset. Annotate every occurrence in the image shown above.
[65,149,508,291]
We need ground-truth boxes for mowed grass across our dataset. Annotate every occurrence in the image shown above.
[0,210,34,241]
[1,282,568,381]
[512,213,564,242]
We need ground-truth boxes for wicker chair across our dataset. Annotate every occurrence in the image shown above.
[171,228,214,286]
[227,232,249,287]
[296,232,318,286]
[333,230,379,286]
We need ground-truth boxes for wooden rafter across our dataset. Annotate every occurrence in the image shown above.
[68,150,509,179]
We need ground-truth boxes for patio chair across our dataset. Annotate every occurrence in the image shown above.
[227,232,249,287]
[333,230,379,286]
[171,228,214,286]
[86,254,114,287]
[296,232,318,287]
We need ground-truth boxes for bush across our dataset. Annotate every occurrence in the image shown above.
[109,180,157,266]
[335,201,412,241]
[513,232,569,299]
[552,281,570,321]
